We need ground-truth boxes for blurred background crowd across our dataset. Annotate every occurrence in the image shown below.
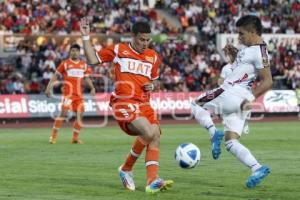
[0,0,299,95]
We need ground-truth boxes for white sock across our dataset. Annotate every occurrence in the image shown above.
[191,101,216,138]
[225,139,261,172]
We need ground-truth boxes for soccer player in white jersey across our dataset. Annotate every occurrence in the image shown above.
[191,15,273,188]
[219,47,250,134]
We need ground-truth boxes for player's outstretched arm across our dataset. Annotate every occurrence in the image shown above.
[45,72,59,97]
[143,80,160,92]
[80,17,99,65]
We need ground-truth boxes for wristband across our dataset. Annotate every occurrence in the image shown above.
[149,83,154,91]
[82,35,90,41]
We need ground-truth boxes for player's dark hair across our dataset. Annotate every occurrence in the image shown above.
[236,15,262,36]
[131,21,151,35]
[70,44,81,50]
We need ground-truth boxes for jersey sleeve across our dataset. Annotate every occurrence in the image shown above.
[56,61,65,75]
[95,44,116,63]
[253,44,270,70]
[220,63,232,79]
[151,54,160,80]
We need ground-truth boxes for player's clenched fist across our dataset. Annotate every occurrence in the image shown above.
[80,17,90,36]
[223,44,238,62]
[143,83,155,92]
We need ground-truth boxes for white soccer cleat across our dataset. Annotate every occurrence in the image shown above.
[49,136,56,144]
[118,165,135,191]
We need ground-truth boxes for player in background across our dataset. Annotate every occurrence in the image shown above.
[79,18,173,193]
[191,15,272,188]
[45,44,95,144]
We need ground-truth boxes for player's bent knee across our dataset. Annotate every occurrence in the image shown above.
[144,126,160,143]
[224,131,240,141]
[142,127,155,142]
[59,113,68,119]
[152,129,160,141]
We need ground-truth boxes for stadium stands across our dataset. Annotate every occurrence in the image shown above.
[0,0,299,94]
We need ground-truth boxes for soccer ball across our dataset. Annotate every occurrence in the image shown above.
[175,143,201,169]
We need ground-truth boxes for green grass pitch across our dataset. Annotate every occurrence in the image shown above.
[0,121,300,200]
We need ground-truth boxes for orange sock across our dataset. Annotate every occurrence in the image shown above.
[51,118,64,139]
[72,121,81,141]
[122,137,147,171]
[145,147,159,185]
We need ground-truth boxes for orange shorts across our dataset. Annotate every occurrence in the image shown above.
[110,97,159,135]
[61,97,85,113]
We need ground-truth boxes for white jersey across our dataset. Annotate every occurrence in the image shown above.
[221,43,270,100]
[220,63,233,79]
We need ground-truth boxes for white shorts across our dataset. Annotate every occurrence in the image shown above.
[198,88,251,136]
[222,111,250,135]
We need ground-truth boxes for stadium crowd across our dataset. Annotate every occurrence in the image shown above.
[0,0,299,95]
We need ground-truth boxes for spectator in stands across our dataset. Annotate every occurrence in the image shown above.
[11,76,25,94]
[42,66,54,86]
[287,62,300,89]
[28,78,41,94]
[0,0,299,94]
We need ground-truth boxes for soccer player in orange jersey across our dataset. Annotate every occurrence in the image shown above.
[80,18,173,193]
[45,44,95,144]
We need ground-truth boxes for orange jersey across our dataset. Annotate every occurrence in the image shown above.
[96,43,160,102]
[56,59,90,98]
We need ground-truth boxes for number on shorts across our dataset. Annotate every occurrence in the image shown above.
[119,108,129,118]
[128,103,139,112]
[118,104,139,118]
[63,98,72,106]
